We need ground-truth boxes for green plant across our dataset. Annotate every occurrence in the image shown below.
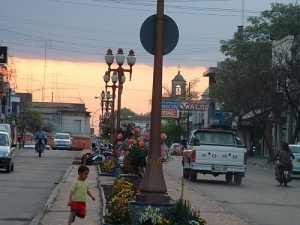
[104,178,135,224]
[166,177,206,225]
[137,206,170,225]
[99,158,115,173]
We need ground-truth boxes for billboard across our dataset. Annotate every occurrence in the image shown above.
[179,99,210,111]
[0,47,8,64]
[161,100,179,118]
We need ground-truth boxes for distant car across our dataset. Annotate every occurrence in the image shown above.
[289,145,300,175]
[53,133,72,150]
[45,145,52,150]
[0,131,16,173]
[169,143,181,155]
[23,141,36,149]
[24,141,51,151]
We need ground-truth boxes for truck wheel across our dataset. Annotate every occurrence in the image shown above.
[189,171,197,182]
[225,173,233,183]
[234,173,242,185]
[183,168,190,179]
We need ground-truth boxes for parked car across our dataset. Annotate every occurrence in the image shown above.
[0,131,16,173]
[0,124,12,139]
[24,141,35,149]
[45,145,52,150]
[53,133,72,150]
[289,144,300,175]
[169,143,181,155]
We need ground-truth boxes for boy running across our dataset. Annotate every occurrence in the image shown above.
[67,165,95,224]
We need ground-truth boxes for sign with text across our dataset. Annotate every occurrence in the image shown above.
[0,47,8,64]
[161,100,179,118]
[179,99,210,111]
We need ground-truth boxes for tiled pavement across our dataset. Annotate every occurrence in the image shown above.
[31,156,271,225]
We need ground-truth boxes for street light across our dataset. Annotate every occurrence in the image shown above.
[96,90,114,142]
[104,48,136,133]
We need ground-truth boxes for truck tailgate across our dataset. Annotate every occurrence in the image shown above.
[195,145,246,166]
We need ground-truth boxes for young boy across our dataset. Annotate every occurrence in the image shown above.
[68,165,95,225]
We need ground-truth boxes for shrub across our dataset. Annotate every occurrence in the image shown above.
[99,158,115,173]
[104,178,135,224]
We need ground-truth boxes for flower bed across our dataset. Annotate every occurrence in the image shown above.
[101,177,206,225]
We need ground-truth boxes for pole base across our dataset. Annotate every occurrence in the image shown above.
[136,192,170,203]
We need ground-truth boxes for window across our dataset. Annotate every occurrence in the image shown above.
[73,120,81,133]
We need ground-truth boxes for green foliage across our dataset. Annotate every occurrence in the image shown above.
[213,2,300,146]
[104,178,135,224]
[16,105,43,145]
[99,158,115,173]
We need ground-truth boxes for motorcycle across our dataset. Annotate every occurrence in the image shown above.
[277,164,292,186]
[35,138,44,157]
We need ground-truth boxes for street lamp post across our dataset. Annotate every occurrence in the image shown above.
[104,48,136,132]
[96,90,114,142]
[136,0,170,203]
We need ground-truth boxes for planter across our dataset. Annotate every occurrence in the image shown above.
[98,164,114,177]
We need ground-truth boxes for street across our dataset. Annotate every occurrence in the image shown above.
[0,149,78,225]
[164,156,300,225]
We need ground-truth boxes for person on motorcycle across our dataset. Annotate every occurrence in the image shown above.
[274,142,295,180]
[34,127,46,152]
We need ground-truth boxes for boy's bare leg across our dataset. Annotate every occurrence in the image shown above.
[68,212,76,225]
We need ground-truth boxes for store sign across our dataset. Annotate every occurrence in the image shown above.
[179,99,210,111]
[0,47,8,64]
[161,100,179,118]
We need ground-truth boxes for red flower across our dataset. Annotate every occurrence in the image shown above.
[138,141,145,148]
[143,132,150,138]
[134,128,141,134]
[127,138,134,146]
[117,133,123,140]
[161,133,167,140]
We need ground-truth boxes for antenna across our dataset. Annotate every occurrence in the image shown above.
[241,0,245,26]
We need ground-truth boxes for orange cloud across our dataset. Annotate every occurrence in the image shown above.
[13,57,209,125]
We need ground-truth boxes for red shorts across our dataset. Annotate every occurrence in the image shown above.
[70,201,86,218]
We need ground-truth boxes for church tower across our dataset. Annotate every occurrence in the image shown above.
[171,69,186,98]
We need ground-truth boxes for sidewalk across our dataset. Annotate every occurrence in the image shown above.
[32,155,272,225]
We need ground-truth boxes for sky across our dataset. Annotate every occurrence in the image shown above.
[0,0,296,126]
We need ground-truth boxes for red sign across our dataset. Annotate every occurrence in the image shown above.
[161,109,179,118]
[179,99,210,111]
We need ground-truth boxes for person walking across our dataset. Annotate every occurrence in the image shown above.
[67,165,95,225]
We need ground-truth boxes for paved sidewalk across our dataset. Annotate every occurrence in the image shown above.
[30,164,101,225]
[31,156,273,225]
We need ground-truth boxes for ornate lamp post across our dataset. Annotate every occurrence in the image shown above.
[104,48,136,132]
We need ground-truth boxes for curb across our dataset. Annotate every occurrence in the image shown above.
[29,165,73,225]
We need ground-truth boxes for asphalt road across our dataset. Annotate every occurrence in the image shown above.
[0,149,79,225]
[164,156,300,225]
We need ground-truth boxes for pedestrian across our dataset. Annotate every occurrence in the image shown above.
[67,165,95,225]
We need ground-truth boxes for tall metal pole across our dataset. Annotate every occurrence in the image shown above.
[110,84,116,143]
[116,68,123,131]
[136,0,169,203]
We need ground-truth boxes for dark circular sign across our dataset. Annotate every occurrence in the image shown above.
[140,14,179,55]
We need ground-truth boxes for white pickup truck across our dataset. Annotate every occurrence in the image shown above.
[182,129,247,185]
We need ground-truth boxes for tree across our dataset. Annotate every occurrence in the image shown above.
[16,106,43,146]
[210,3,300,160]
